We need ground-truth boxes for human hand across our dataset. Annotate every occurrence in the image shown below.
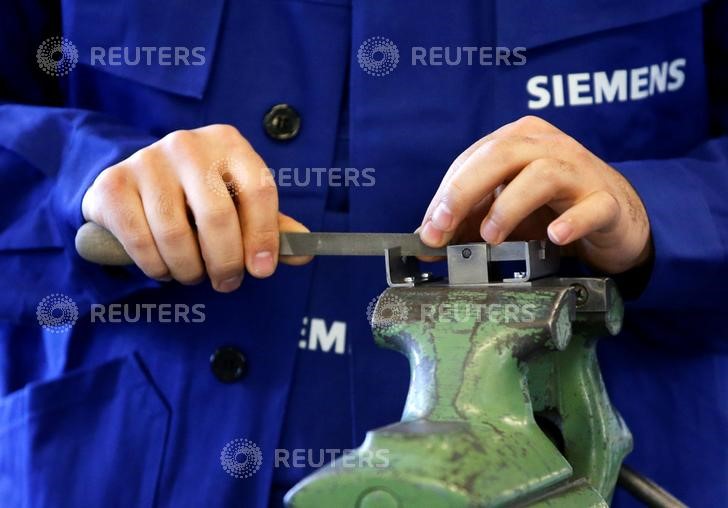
[82,124,310,292]
[419,116,651,273]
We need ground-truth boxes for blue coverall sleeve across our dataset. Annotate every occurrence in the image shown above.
[614,142,728,311]
[0,105,156,241]
[0,105,158,322]
[610,0,728,312]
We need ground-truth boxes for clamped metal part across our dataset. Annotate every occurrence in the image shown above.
[386,240,559,287]
[286,269,632,506]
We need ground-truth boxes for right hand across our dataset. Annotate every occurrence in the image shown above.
[81,124,310,293]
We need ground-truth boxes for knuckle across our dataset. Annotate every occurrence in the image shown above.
[93,167,129,198]
[207,124,252,152]
[124,228,155,252]
[556,158,576,175]
[207,258,245,280]
[442,183,466,217]
[445,178,466,203]
[126,146,158,170]
[530,158,568,181]
[515,134,539,145]
[257,167,277,189]
[537,161,559,181]
[157,223,192,245]
[478,137,514,163]
[207,123,241,140]
[162,129,195,151]
[111,207,147,242]
[154,192,179,221]
[244,227,279,251]
[481,136,506,152]
[141,263,170,280]
[175,267,206,285]
[514,115,547,131]
[197,206,235,229]
[250,178,278,200]
[599,190,621,217]
[573,147,595,167]
[546,132,573,153]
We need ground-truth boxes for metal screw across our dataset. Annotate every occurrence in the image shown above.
[570,283,589,307]
[403,276,415,284]
[462,248,472,259]
[420,272,431,280]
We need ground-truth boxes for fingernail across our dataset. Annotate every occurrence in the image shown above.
[251,251,275,277]
[218,275,242,292]
[431,203,453,231]
[548,221,573,244]
[481,220,501,243]
[421,222,444,246]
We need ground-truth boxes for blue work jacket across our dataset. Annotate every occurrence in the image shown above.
[0,1,726,507]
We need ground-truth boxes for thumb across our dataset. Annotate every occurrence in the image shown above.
[278,212,313,266]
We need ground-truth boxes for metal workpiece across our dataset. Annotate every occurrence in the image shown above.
[285,278,631,507]
[388,239,560,287]
[447,240,560,285]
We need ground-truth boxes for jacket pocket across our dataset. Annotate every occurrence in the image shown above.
[0,353,170,508]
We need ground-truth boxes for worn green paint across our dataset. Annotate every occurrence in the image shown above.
[285,281,631,507]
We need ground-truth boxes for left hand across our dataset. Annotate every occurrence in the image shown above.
[418,116,652,274]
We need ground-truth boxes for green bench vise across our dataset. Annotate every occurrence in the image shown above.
[285,241,631,507]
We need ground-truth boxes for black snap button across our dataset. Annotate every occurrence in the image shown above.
[263,104,301,141]
[210,346,248,383]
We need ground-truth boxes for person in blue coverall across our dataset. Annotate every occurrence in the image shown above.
[0,0,726,507]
